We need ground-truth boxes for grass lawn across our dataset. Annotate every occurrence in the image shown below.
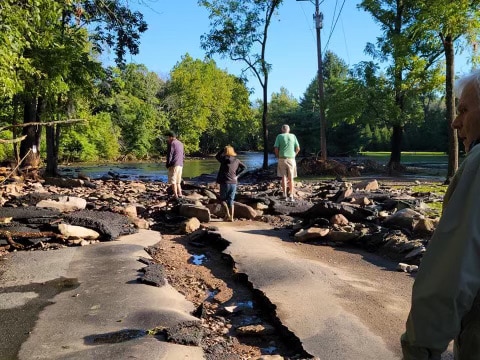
[359,151,449,164]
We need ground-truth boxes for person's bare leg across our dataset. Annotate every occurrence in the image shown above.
[221,201,230,221]
[171,184,178,198]
[281,176,287,197]
[176,183,182,198]
[288,176,295,199]
[229,205,234,222]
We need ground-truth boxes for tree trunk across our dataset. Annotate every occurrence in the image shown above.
[19,96,41,172]
[444,34,458,182]
[12,95,20,163]
[388,124,404,172]
[388,0,405,174]
[262,82,269,170]
[45,125,59,176]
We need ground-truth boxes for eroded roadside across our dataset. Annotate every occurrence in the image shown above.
[148,230,313,360]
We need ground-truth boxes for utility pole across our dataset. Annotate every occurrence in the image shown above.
[297,0,327,161]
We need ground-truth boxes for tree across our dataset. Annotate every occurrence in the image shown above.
[299,52,367,155]
[267,87,299,149]
[413,0,480,180]
[199,0,283,169]
[5,0,147,174]
[163,54,255,154]
[359,0,443,172]
[110,64,165,159]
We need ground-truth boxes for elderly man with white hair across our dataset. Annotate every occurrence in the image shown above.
[401,69,480,359]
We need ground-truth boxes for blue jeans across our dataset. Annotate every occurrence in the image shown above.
[220,183,237,206]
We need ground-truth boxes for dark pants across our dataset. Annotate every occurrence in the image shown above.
[220,183,237,206]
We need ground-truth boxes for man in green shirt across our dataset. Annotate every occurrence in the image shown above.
[274,124,300,201]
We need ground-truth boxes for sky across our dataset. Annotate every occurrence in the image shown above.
[109,0,474,101]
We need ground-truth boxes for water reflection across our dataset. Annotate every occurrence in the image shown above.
[59,152,277,182]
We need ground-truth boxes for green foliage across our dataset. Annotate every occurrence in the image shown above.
[59,112,120,162]
[199,0,284,168]
[163,55,256,154]
[0,131,15,160]
[359,0,446,166]
[266,87,299,150]
[327,122,365,156]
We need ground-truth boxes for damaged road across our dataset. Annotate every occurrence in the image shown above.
[214,221,405,359]
[0,221,454,360]
[0,230,203,360]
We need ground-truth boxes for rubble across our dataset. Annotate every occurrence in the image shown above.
[0,171,444,268]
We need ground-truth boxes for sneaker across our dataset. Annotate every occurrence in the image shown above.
[281,193,287,199]
[289,196,295,202]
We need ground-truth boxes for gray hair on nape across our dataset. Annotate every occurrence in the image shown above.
[455,69,480,104]
[282,124,290,132]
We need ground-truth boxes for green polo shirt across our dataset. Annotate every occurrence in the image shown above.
[274,133,299,158]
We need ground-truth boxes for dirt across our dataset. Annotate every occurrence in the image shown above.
[149,230,311,360]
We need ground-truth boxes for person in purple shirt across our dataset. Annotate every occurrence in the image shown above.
[165,130,185,198]
[215,145,246,221]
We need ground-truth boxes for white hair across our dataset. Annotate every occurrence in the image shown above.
[281,124,290,133]
[455,69,480,104]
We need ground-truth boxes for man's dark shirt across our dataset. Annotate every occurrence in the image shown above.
[166,139,184,168]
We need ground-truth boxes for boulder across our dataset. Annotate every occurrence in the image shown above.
[178,204,211,223]
[36,196,87,212]
[294,227,330,242]
[43,177,85,188]
[181,217,201,234]
[234,202,257,220]
[325,230,360,244]
[353,179,379,191]
[330,214,349,226]
[58,223,100,240]
[382,208,422,232]
[301,201,376,222]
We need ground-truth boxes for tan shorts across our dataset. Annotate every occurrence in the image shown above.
[168,166,183,184]
[277,158,297,178]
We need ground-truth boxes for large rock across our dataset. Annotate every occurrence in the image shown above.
[325,230,360,244]
[178,204,211,223]
[181,217,201,234]
[36,196,87,212]
[184,192,206,201]
[64,210,136,240]
[58,223,100,240]
[271,199,314,216]
[353,179,379,191]
[301,201,376,222]
[234,202,257,220]
[205,203,227,218]
[43,177,85,188]
[382,208,422,232]
[294,227,330,242]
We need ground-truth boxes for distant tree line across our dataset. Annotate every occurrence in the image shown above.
[0,49,449,164]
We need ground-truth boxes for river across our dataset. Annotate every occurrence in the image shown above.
[58,152,278,182]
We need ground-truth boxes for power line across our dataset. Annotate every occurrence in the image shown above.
[298,2,316,41]
[323,0,346,52]
[328,0,339,46]
[340,16,350,65]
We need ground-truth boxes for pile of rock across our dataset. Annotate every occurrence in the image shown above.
[0,174,443,269]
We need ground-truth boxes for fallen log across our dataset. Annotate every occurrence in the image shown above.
[0,230,65,249]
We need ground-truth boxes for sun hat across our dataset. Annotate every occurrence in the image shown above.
[224,145,237,156]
